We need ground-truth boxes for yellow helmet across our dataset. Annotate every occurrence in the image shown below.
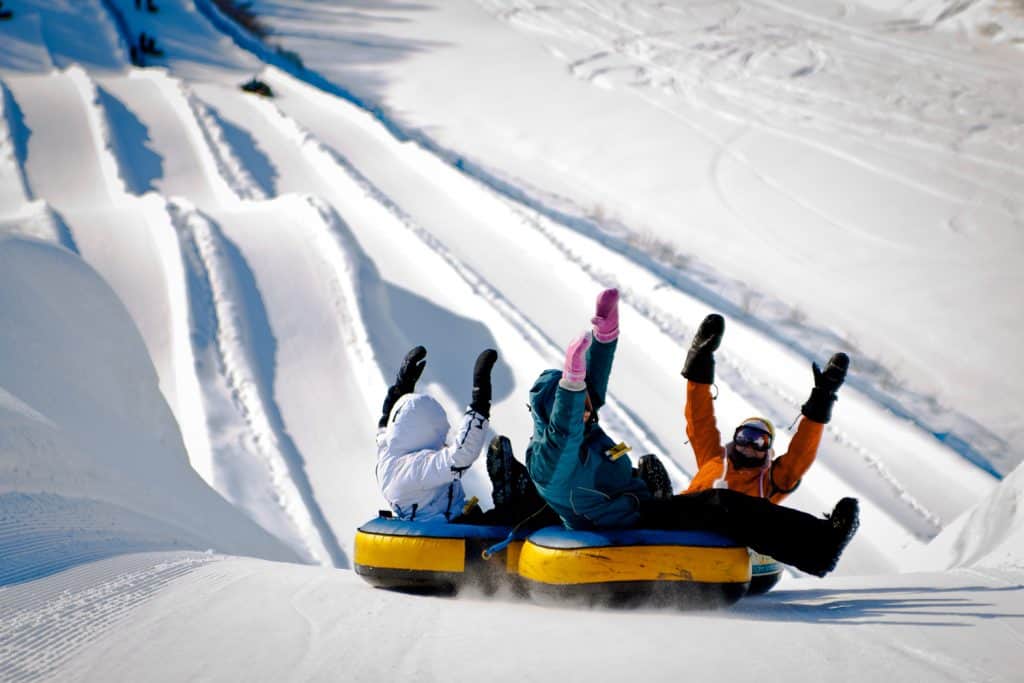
[733,417,775,452]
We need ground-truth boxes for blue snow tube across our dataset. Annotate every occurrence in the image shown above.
[354,515,522,594]
[516,526,751,608]
[748,552,783,595]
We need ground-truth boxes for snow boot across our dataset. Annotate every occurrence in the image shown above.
[638,454,672,500]
[487,435,515,509]
[808,497,860,577]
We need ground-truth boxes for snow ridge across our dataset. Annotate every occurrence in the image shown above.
[135,70,242,204]
[168,201,347,568]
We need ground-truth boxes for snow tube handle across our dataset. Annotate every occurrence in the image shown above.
[482,536,514,560]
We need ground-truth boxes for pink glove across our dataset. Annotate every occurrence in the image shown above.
[591,287,619,342]
[563,332,592,384]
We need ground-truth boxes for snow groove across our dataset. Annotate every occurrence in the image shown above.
[64,65,131,206]
[168,201,346,568]
[141,195,219,484]
[184,87,267,201]
[0,552,220,682]
[296,194,388,404]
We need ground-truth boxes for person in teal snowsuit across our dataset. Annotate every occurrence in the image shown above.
[526,289,657,530]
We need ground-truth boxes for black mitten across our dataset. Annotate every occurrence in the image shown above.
[638,454,672,499]
[470,349,498,418]
[378,346,427,428]
[801,352,849,424]
[681,314,724,384]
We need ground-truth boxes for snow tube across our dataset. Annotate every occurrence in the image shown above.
[517,527,750,608]
[353,515,521,594]
[747,552,783,595]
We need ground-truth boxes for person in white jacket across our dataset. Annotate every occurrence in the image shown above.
[376,346,497,522]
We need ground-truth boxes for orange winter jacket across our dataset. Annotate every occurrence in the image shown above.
[683,381,823,503]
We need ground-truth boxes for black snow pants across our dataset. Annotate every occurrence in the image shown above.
[637,489,841,577]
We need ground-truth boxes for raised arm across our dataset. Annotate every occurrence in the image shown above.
[378,346,427,429]
[681,314,726,467]
[587,287,619,410]
[769,353,849,500]
[378,349,497,500]
[528,334,590,488]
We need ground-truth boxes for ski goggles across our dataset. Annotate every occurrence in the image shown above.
[733,425,773,452]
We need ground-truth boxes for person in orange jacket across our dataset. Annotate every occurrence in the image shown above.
[681,314,849,502]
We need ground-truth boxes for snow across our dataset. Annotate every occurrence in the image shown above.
[245,0,1024,475]
[0,0,1022,680]
[0,237,298,578]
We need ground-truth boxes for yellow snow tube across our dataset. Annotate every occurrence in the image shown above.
[354,516,520,593]
[517,526,751,607]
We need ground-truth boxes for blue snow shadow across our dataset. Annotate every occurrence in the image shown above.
[2,82,30,177]
[1,84,80,254]
[207,104,277,197]
[96,85,163,195]
[0,492,208,587]
[728,584,1024,626]
[373,282,514,409]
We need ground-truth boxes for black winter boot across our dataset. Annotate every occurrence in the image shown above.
[805,497,860,577]
[487,435,515,509]
[638,454,672,499]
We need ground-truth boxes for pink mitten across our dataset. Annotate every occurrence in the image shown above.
[591,287,619,342]
[563,332,592,384]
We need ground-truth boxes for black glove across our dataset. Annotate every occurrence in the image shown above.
[801,352,849,424]
[470,349,498,418]
[378,346,427,428]
[681,314,724,384]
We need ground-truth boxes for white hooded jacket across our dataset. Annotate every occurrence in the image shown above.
[376,393,490,522]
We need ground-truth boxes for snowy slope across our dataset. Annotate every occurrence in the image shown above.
[12,556,1023,683]
[0,0,1022,680]
[0,236,298,586]
[0,0,1005,573]
[0,0,1007,564]
[244,0,1024,476]
[908,458,1024,572]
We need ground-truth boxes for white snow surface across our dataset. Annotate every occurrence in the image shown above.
[0,0,1022,680]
